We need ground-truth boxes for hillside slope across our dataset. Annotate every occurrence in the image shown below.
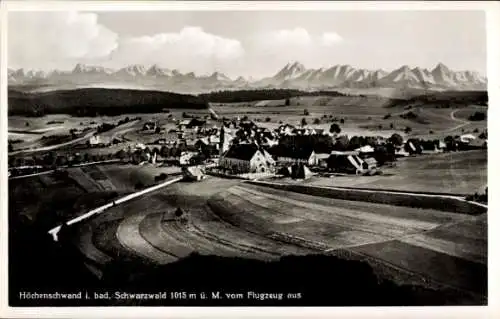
[8,88,207,116]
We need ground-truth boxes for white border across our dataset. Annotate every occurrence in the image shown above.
[1,1,499,318]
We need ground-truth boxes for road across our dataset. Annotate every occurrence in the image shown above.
[8,159,121,180]
[48,175,183,241]
[9,130,96,156]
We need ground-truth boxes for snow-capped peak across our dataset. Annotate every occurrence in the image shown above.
[117,64,147,76]
[146,64,172,77]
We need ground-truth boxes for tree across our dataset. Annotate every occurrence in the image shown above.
[348,136,363,150]
[329,123,341,134]
[390,123,394,129]
[115,150,127,160]
[160,146,169,157]
[135,182,144,190]
[313,118,321,125]
[8,143,13,152]
[285,98,291,106]
[265,117,271,122]
[404,126,412,134]
[155,126,161,134]
[301,118,308,126]
[468,111,486,121]
[303,109,309,116]
[334,135,349,151]
[389,133,404,146]
[340,118,345,124]
[25,122,30,127]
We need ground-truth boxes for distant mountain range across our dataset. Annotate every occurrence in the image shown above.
[8,62,487,94]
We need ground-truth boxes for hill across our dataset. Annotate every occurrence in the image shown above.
[8,88,207,117]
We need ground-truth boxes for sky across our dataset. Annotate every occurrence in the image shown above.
[8,10,487,78]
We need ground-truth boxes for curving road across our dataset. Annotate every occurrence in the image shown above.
[9,130,97,156]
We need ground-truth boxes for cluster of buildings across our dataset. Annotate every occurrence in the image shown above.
[84,115,487,180]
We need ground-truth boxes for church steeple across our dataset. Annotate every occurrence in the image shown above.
[219,125,225,157]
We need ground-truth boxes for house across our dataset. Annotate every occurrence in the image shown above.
[460,134,477,144]
[182,166,206,181]
[143,121,157,132]
[421,140,444,154]
[316,153,331,168]
[186,118,207,129]
[273,146,318,166]
[178,120,191,130]
[327,151,373,175]
[277,124,295,136]
[88,135,112,147]
[356,145,375,154]
[219,143,275,174]
[279,163,313,179]
[180,151,197,165]
[404,139,423,155]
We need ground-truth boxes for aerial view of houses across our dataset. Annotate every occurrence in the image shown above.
[5,7,490,310]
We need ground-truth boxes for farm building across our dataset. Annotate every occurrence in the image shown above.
[219,143,275,174]
[327,151,374,175]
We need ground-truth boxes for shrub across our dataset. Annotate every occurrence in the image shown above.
[303,109,309,116]
[330,123,341,134]
[340,118,345,124]
[468,111,486,121]
[301,118,308,126]
[313,118,321,124]
[404,126,412,134]
[383,114,391,119]
[135,182,145,190]
[389,133,404,146]
[265,117,271,122]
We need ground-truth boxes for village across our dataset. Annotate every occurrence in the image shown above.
[8,110,488,185]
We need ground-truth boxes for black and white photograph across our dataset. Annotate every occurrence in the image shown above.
[1,1,498,316]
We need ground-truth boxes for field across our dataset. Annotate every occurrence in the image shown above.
[8,89,488,305]
[210,95,487,139]
[302,150,487,195]
[8,171,120,229]
[70,176,487,302]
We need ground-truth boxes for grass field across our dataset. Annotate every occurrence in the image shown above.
[97,164,182,191]
[303,150,487,195]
